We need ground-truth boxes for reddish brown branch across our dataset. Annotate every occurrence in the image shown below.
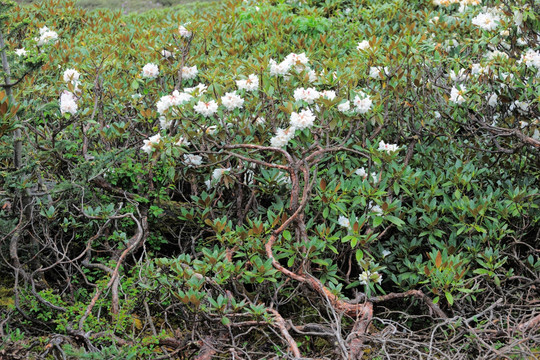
[348,302,373,360]
[267,308,301,358]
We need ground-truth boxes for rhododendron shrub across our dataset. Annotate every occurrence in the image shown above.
[0,0,539,358]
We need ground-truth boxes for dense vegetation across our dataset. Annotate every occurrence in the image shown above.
[1,0,539,358]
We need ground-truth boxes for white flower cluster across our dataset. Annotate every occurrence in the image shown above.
[184,83,207,94]
[178,24,192,38]
[182,65,198,80]
[353,92,373,114]
[194,100,219,117]
[450,86,466,104]
[293,87,320,104]
[142,63,159,79]
[338,215,350,228]
[471,63,489,75]
[355,167,379,182]
[269,52,312,77]
[141,133,161,154]
[184,154,202,166]
[378,140,400,154]
[270,108,317,147]
[212,167,231,183]
[369,66,388,79]
[36,26,58,46]
[487,93,498,107]
[270,127,295,148]
[156,90,192,116]
[63,68,81,84]
[221,91,244,111]
[289,109,316,130]
[15,48,27,57]
[357,40,370,51]
[471,12,500,31]
[338,101,351,112]
[519,49,540,70]
[60,91,78,115]
[321,90,336,100]
[236,74,259,91]
[369,201,383,216]
[359,269,383,285]
[161,49,173,59]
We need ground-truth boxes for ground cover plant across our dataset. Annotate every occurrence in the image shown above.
[0,0,539,358]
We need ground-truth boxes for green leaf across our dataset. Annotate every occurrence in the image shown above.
[445,291,454,306]
[373,216,383,227]
[282,230,292,241]
[386,215,405,227]
[221,316,231,326]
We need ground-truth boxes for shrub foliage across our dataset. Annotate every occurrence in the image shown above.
[0,0,539,358]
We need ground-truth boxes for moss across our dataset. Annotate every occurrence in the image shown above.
[0,286,14,307]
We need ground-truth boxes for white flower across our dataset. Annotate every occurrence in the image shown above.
[321,90,336,100]
[487,93,498,107]
[15,48,27,57]
[184,83,207,94]
[472,12,500,31]
[511,100,529,114]
[448,68,468,82]
[471,63,489,75]
[378,140,399,153]
[449,86,466,105]
[285,52,309,71]
[429,16,440,24]
[182,65,198,80]
[307,68,318,82]
[194,100,218,117]
[236,74,259,91]
[212,167,231,182]
[293,87,320,104]
[338,215,350,228]
[485,50,508,60]
[159,116,172,130]
[355,167,368,179]
[369,201,383,216]
[519,49,540,69]
[270,127,295,147]
[63,68,80,83]
[161,49,173,58]
[175,137,191,147]
[255,116,265,125]
[157,96,172,115]
[141,133,161,154]
[290,109,316,130]
[338,101,351,112]
[205,125,218,135]
[36,26,58,46]
[359,270,382,285]
[369,66,388,79]
[221,91,244,111]
[434,111,441,118]
[269,58,292,76]
[178,25,192,38]
[170,90,192,106]
[60,91,77,115]
[142,63,159,78]
[353,93,373,114]
[184,154,203,166]
[382,249,391,258]
[357,40,370,51]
